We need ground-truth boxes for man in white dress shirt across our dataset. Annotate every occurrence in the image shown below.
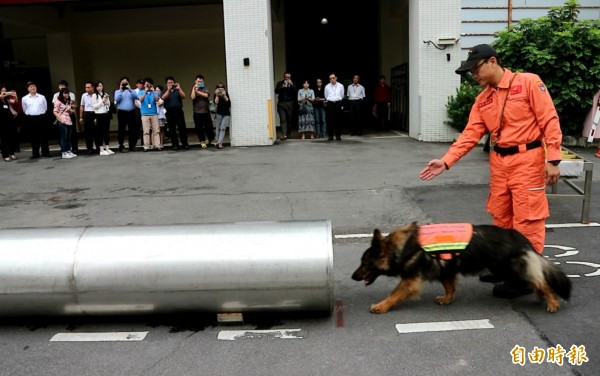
[21,81,49,159]
[324,73,345,141]
[79,81,98,154]
[347,74,366,136]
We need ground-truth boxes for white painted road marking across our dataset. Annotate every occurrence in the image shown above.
[545,222,600,228]
[395,319,494,334]
[217,329,302,341]
[50,332,148,342]
[566,261,600,277]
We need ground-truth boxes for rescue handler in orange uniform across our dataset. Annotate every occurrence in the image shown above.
[419,44,562,299]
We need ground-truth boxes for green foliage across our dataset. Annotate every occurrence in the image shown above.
[446,0,600,135]
[493,0,600,135]
[445,76,481,132]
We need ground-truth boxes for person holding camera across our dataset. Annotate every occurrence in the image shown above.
[92,81,114,156]
[138,78,161,151]
[53,87,76,159]
[190,75,213,149]
[213,83,231,149]
[0,85,19,161]
[297,80,315,140]
[161,76,188,150]
[52,80,78,153]
[114,76,139,152]
[275,71,296,140]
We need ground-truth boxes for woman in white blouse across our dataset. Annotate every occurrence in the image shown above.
[92,81,114,155]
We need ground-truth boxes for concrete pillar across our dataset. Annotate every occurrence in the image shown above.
[409,0,462,142]
[46,33,76,94]
[222,0,276,146]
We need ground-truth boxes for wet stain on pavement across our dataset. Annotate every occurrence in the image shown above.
[53,203,85,210]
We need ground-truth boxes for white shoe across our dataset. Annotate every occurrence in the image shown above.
[67,151,77,157]
[99,150,110,156]
[106,148,115,155]
[62,152,74,159]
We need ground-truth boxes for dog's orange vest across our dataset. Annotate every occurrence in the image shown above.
[418,223,473,260]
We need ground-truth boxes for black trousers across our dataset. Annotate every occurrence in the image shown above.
[0,114,17,157]
[326,101,343,139]
[166,107,188,148]
[83,111,98,151]
[193,112,214,142]
[96,113,111,145]
[26,114,50,157]
[69,113,79,151]
[375,102,390,130]
[135,107,143,144]
[117,109,138,149]
[348,99,363,135]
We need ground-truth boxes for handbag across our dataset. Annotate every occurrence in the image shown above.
[54,102,69,126]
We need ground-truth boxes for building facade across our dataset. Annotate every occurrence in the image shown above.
[0,0,598,145]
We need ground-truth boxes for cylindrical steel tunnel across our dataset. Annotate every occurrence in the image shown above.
[0,221,334,316]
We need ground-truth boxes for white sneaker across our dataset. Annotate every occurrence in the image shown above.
[100,150,110,156]
[62,152,74,159]
[67,151,77,157]
[106,148,115,155]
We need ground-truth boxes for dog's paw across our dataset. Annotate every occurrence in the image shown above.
[435,295,453,305]
[546,303,559,313]
[369,303,390,314]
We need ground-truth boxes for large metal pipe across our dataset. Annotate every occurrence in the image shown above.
[0,221,334,316]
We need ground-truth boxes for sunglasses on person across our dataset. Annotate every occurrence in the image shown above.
[469,58,490,75]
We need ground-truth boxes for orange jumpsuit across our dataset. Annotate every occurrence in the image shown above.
[441,69,562,253]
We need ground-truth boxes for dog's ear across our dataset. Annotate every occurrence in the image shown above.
[372,229,383,246]
[373,229,383,240]
[409,222,419,233]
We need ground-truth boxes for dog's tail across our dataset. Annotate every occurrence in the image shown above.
[523,252,571,301]
[543,262,572,301]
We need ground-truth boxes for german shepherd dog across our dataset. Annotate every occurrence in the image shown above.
[352,223,571,313]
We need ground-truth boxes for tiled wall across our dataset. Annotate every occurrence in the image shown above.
[410,0,462,142]
[223,0,276,146]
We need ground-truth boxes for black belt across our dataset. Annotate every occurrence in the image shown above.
[493,140,542,156]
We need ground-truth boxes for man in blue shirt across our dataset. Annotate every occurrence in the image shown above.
[137,78,161,151]
[114,76,139,152]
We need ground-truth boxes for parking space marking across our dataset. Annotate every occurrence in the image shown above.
[217,329,302,341]
[545,222,599,228]
[395,319,494,334]
[50,332,148,342]
[565,261,600,277]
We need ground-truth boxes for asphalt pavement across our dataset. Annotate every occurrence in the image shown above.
[0,130,598,375]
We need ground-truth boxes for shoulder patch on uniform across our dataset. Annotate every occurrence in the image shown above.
[478,98,493,108]
[536,81,547,92]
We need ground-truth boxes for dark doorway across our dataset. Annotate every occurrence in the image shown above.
[283,0,379,89]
